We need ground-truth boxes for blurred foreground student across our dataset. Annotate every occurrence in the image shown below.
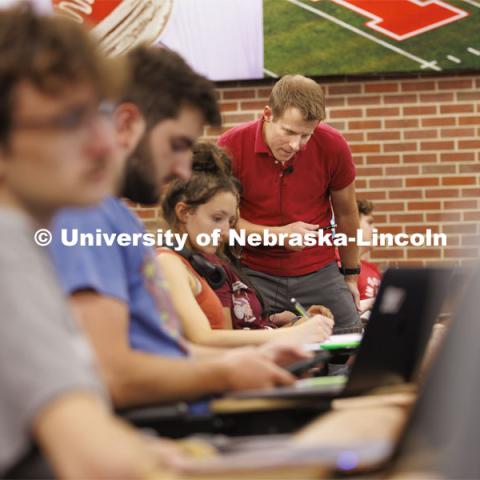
[0,6,182,478]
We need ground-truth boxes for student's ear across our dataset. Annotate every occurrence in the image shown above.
[174,202,190,224]
[114,103,146,156]
[263,106,273,123]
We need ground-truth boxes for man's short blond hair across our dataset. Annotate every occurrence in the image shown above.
[268,75,326,122]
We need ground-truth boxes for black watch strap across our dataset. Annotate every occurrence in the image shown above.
[339,265,361,276]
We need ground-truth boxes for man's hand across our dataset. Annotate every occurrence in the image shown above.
[289,314,334,343]
[258,340,312,367]
[281,221,319,251]
[220,348,295,390]
[307,304,334,320]
[345,276,361,311]
[269,310,297,326]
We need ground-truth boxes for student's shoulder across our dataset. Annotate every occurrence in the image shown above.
[53,197,137,231]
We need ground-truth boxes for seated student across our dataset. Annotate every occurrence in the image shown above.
[0,7,182,478]
[158,141,334,348]
[357,199,382,315]
[49,46,301,413]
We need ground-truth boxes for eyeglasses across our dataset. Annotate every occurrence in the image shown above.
[12,101,115,132]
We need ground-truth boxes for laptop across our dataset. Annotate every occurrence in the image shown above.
[229,267,451,401]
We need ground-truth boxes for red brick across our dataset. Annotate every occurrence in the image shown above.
[462,188,480,197]
[366,154,401,165]
[374,202,406,212]
[364,83,398,93]
[350,144,381,153]
[403,106,436,116]
[385,166,419,175]
[385,119,419,128]
[458,140,480,149]
[405,225,440,235]
[366,107,400,116]
[349,120,382,130]
[406,177,439,187]
[328,84,362,95]
[442,176,476,186]
[391,260,425,267]
[461,235,480,246]
[389,213,424,223]
[419,93,454,103]
[459,116,480,125]
[408,201,441,210]
[356,179,367,189]
[353,156,366,165]
[257,88,272,98]
[403,153,437,164]
[343,132,365,142]
[425,188,459,198]
[464,212,480,221]
[401,81,435,92]
[422,117,456,127]
[372,214,387,223]
[384,142,417,153]
[357,191,387,200]
[219,102,239,112]
[383,94,417,104]
[330,108,363,119]
[459,164,480,173]
[407,249,441,259]
[440,127,476,137]
[240,100,267,110]
[223,89,256,100]
[420,141,455,151]
[369,178,403,188]
[426,212,461,222]
[438,79,473,89]
[327,121,346,130]
[445,248,479,259]
[440,152,475,162]
[373,249,405,259]
[368,131,401,141]
[422,165,455,174]
[356,167,383,176]
[377,226,404,234]
[328,97,346,107]
[444,200,477,210]
[389,190,423,199]
[443,224,477,234]
[440,104,474,114]
[222,113,255,124]
[348,96,382,106]
[404,130,437,140]
[457,92,480,101]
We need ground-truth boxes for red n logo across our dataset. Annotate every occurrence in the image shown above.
[331,0,468,40]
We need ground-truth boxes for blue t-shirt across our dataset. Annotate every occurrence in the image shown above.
[49,196,188,358]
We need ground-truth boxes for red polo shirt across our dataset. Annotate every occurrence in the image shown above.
[219,118,355,276]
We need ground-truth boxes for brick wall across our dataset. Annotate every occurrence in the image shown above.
[136,74,480,268]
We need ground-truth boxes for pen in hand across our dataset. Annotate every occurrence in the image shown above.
[291,297,310,319]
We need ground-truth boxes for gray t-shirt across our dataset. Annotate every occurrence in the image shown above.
[0,208,106,475]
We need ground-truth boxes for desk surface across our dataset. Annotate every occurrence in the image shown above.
[171,387,416,479]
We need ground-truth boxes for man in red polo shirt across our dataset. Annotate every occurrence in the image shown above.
[219,75,361,332]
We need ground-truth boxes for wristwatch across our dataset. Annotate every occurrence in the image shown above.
[339,265,361,276]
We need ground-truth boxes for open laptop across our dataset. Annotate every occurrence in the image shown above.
[229,267,451,401]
